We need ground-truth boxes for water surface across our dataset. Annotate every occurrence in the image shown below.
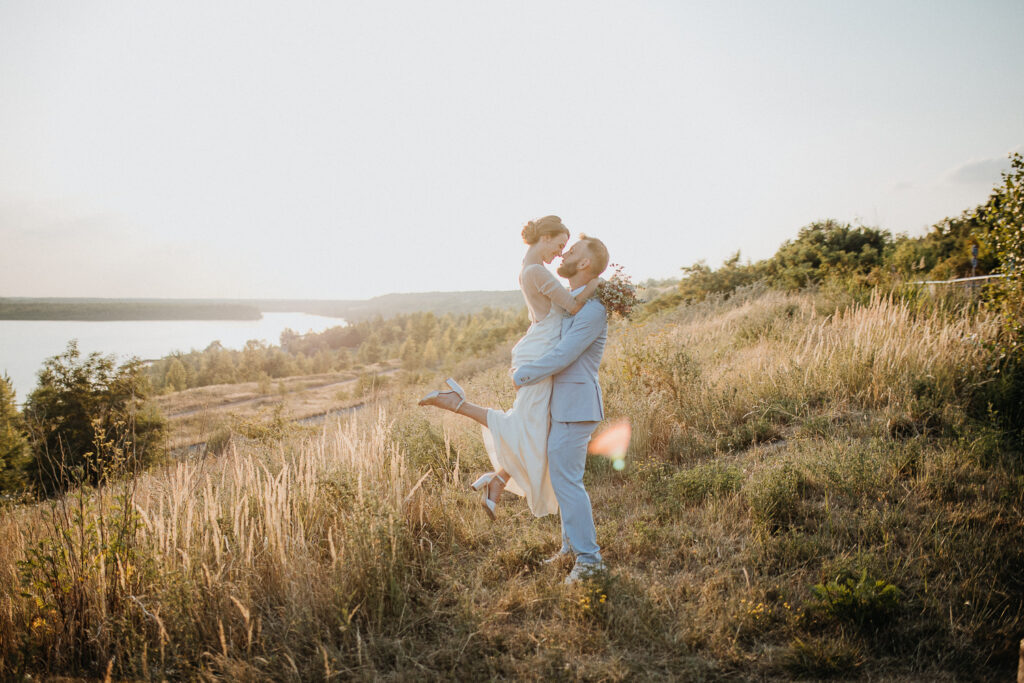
[0,312,344,402]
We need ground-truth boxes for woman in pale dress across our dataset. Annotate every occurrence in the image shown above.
[418,216,600,519]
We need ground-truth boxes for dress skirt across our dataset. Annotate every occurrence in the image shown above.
[482,307,562,517]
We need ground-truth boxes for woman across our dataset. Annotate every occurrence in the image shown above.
[418,216,600,519]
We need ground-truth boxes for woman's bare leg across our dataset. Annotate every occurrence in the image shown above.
[420,390,489,427]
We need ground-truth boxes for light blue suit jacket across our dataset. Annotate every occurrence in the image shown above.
[513,299,607,423]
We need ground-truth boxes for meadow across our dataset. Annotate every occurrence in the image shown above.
[1,284,1020,680]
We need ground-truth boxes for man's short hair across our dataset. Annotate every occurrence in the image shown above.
[578,234,609,276]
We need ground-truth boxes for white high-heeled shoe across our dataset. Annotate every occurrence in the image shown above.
[470,471,507,520]
[417,378,466,412]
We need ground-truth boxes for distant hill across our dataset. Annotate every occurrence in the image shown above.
[256,290,523,321]
[0,299,262,321]
[0,291,523,321]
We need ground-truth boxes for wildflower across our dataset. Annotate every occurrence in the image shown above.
[596,264,640,318]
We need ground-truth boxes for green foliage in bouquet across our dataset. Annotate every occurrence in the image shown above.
[596,264,640,318]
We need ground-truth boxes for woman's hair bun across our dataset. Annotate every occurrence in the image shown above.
[521,220,539,244]
[521,215,567,245]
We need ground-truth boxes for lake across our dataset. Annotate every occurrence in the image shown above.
[0,312,345,402]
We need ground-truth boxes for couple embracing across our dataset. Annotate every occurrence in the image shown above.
[419,216,610,584]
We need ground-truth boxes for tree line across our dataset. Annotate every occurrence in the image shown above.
[645,152,1023,321]
[145,306,531,392]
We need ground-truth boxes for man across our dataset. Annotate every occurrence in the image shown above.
[513,234,610,583]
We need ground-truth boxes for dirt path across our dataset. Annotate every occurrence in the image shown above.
[165,369,399,418]
[161,368,397,417]
[160,366,402,451]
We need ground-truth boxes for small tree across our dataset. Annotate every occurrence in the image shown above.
[0,374,30,493]
[767,220,891,290]
[972,152,1024,439]
[23,341,166,494]
[677,252,763,301]
[977,152,1024,347]
[165,358,188,392]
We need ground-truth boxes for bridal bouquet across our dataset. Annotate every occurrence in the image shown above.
[596,264,640,318]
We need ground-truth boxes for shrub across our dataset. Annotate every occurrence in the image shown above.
[205,425,233,455]
[0,374,30,493]
[809,569,901,627]
[746,462,809,530]
[233,404,297,444]
[784,636,863,678]
[715,417,781,452]
[676,251,764,302]
[671,461,743,504]
[22,342,166,495]
[766,220,891,290]
[17,472,149,672]
[355,371,390,397]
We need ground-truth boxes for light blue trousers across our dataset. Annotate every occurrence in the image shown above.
[548,420,602,565]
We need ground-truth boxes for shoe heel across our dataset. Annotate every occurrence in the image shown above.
[470,473,493,491]
[445,378,465,400]
[481,493,497,521]
[417,390,440,406]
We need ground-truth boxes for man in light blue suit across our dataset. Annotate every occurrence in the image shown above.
[513,235,610,583]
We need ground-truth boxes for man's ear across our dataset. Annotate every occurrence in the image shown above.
[578,257,592,274]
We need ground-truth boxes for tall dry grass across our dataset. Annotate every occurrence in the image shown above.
[604,287,1002,462]
[0,410,452,678]
[1,287,1020,680]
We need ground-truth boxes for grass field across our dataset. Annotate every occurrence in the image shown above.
[1,287,1021,680]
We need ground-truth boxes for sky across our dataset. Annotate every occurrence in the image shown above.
[1,0,1022,300]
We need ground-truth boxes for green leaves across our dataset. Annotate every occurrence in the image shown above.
[810,569,901,627]
[22,341,166,495]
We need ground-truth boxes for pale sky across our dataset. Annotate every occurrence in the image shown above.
[1,1,1022,299]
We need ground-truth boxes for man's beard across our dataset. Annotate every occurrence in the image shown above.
[557,260,579,278]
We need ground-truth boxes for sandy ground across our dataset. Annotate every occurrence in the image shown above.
[156,363,399,450]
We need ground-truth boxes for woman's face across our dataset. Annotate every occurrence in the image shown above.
[539,233,568,264]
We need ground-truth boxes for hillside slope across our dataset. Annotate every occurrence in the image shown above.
[1,287,1020,680]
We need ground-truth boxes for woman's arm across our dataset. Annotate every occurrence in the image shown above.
[565,277,601,315]
[528,265,600,315]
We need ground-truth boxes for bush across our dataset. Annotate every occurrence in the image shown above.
[17,480,149,672]
[22,342,166,495]
[784,636,863,678]
[767,220,891,290]
[676,251,764,302]
[715,417,781,452]
[809,569,901,628]
[0,374,30,493]
[746,462,809,530]
[205,424,233,455]
[671,461,743,504]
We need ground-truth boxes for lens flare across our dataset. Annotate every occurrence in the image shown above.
[587,419,631,470]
